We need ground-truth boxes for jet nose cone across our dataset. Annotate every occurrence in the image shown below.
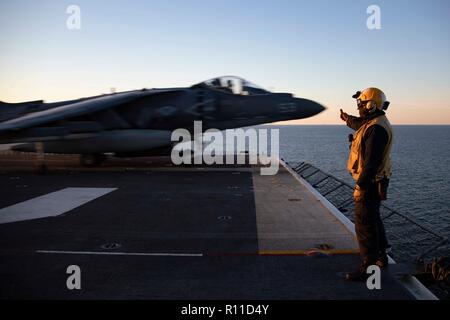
[295,98,326,119]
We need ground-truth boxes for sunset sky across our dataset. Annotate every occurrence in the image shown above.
[1,0,449,124]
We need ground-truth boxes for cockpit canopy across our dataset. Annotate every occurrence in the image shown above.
[197,76,270,95]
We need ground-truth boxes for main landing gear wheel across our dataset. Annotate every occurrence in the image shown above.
[79,154,107,167]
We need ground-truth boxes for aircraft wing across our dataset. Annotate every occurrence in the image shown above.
[0,89,180,133]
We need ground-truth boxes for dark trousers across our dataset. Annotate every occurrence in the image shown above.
[354,183,389,264]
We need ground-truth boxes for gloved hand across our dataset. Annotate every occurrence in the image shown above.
[353,185,365,202]
[340,109,349,122]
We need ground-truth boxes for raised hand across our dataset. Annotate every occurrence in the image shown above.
[340,109,349,122]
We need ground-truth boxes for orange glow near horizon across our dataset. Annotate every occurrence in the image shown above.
[1,1,449,125]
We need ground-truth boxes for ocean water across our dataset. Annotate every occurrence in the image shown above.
[270,125,450,249]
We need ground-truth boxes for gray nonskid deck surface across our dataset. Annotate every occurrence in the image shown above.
[0,161,414,299]
[1,252,411,300]
[0,171,258,255]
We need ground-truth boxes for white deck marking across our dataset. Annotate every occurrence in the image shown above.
[0,187,117,224]
[36,250,203,257]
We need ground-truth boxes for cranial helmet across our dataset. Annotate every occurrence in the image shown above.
[352,87,390,111]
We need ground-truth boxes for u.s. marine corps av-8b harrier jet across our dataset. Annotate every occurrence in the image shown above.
[0,76,325,166]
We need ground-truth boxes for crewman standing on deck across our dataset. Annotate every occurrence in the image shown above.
[340,87,393,281]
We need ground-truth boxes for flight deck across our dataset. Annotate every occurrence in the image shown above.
[0,153,416,299]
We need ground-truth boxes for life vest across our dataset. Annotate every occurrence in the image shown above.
[347,114,393,182]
